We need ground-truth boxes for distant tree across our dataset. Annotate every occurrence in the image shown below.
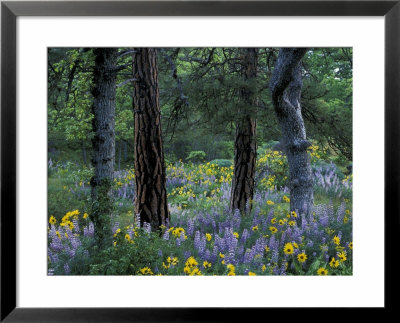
[270,48,313,216]
[230,48,258,213]
[90,48,118,246]
[132,48,169,231]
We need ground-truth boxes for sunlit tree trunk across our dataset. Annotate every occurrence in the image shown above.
[90,48,118,246]
[132,48,170,231]
[230,48,258,214]
[270,48,314,217]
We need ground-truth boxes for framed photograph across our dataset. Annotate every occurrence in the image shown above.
[1,0,398,320]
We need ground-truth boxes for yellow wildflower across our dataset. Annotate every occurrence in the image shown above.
[283,242,294,255]
[317,267,328,276]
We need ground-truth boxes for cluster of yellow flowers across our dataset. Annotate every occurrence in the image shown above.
[50,209,87,231]
[184,257,202,275]
[139,267,153,275]
[308,144,322,159]
[163,256,179,269]
[227,264,235,276]
[114,169,135,187]
[169,227,187,239]
[260,175,277,191]
[168,184,196,199]
[167,162,233,185]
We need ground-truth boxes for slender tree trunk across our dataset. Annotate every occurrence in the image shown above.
[118,140,121,171]
[270,48,313,217]
[230,48,258,214]
[90,48,118,246]
[132,48,169,231]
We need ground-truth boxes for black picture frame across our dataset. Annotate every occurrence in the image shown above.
[1,0,398,321]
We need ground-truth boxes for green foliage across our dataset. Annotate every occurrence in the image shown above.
[186,150,206,163]
[210,159,233,167]
[89,228,161,275]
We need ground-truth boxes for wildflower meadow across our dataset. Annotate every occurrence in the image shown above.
[48,145,352,276]
[48,47,352,276]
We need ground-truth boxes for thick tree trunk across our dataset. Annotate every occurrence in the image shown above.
[132,48,169,231]
[230,48,257,214]
[270,48,314,217]
[90,48,118,246]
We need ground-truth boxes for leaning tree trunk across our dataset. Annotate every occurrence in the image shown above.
[230,48,258,214]
[90,48,118,246]
[132,48,169,231]
[270,48,313,217]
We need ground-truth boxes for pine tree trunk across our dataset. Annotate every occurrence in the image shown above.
[90,48,118,246]
[132,48,169,231]
[230,48,257,214]
[270,48,314,217]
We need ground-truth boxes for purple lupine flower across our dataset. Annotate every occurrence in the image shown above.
[70,235,81,249]
[211,220,216,232]
[176,238,181,246]
[48,249,59,264]
[237,246,244,257]
[232,209,241,230]
[266,209,274,224]
[243,249,253,264]
[50,236,63,252]
[143,222,152,234]
[337,202,346,223]
[64,263,70,275]
[280,262,287,275]
[200,235,207,253]
[88,222,95,236]
[212,244,219,257]
[65,246,75,258]
[135,214,141,228]
[319,215,329,227]
[158,249,163,257]
[163,230,170,241]
[271,249,279,264]
[240,229,249,245]
[203,249,211,262]
[187,219,194,236]
[183,250,191,261]
[194,231,201,250]
[269,235,277,251]
[112,222,120,234]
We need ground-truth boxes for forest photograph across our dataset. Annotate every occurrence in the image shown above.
[47,47,353,276]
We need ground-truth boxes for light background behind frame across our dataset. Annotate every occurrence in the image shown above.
[17,16,384,307]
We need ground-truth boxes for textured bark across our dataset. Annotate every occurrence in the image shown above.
[270,48,314,217]
[90,48,118,246]
[132,48,169,231]
[230,48,258,213]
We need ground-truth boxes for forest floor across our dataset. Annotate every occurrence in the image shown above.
[48,147,353,276]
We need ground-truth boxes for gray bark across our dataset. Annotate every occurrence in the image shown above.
[270,48,313,217]
[90,48,118,246]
